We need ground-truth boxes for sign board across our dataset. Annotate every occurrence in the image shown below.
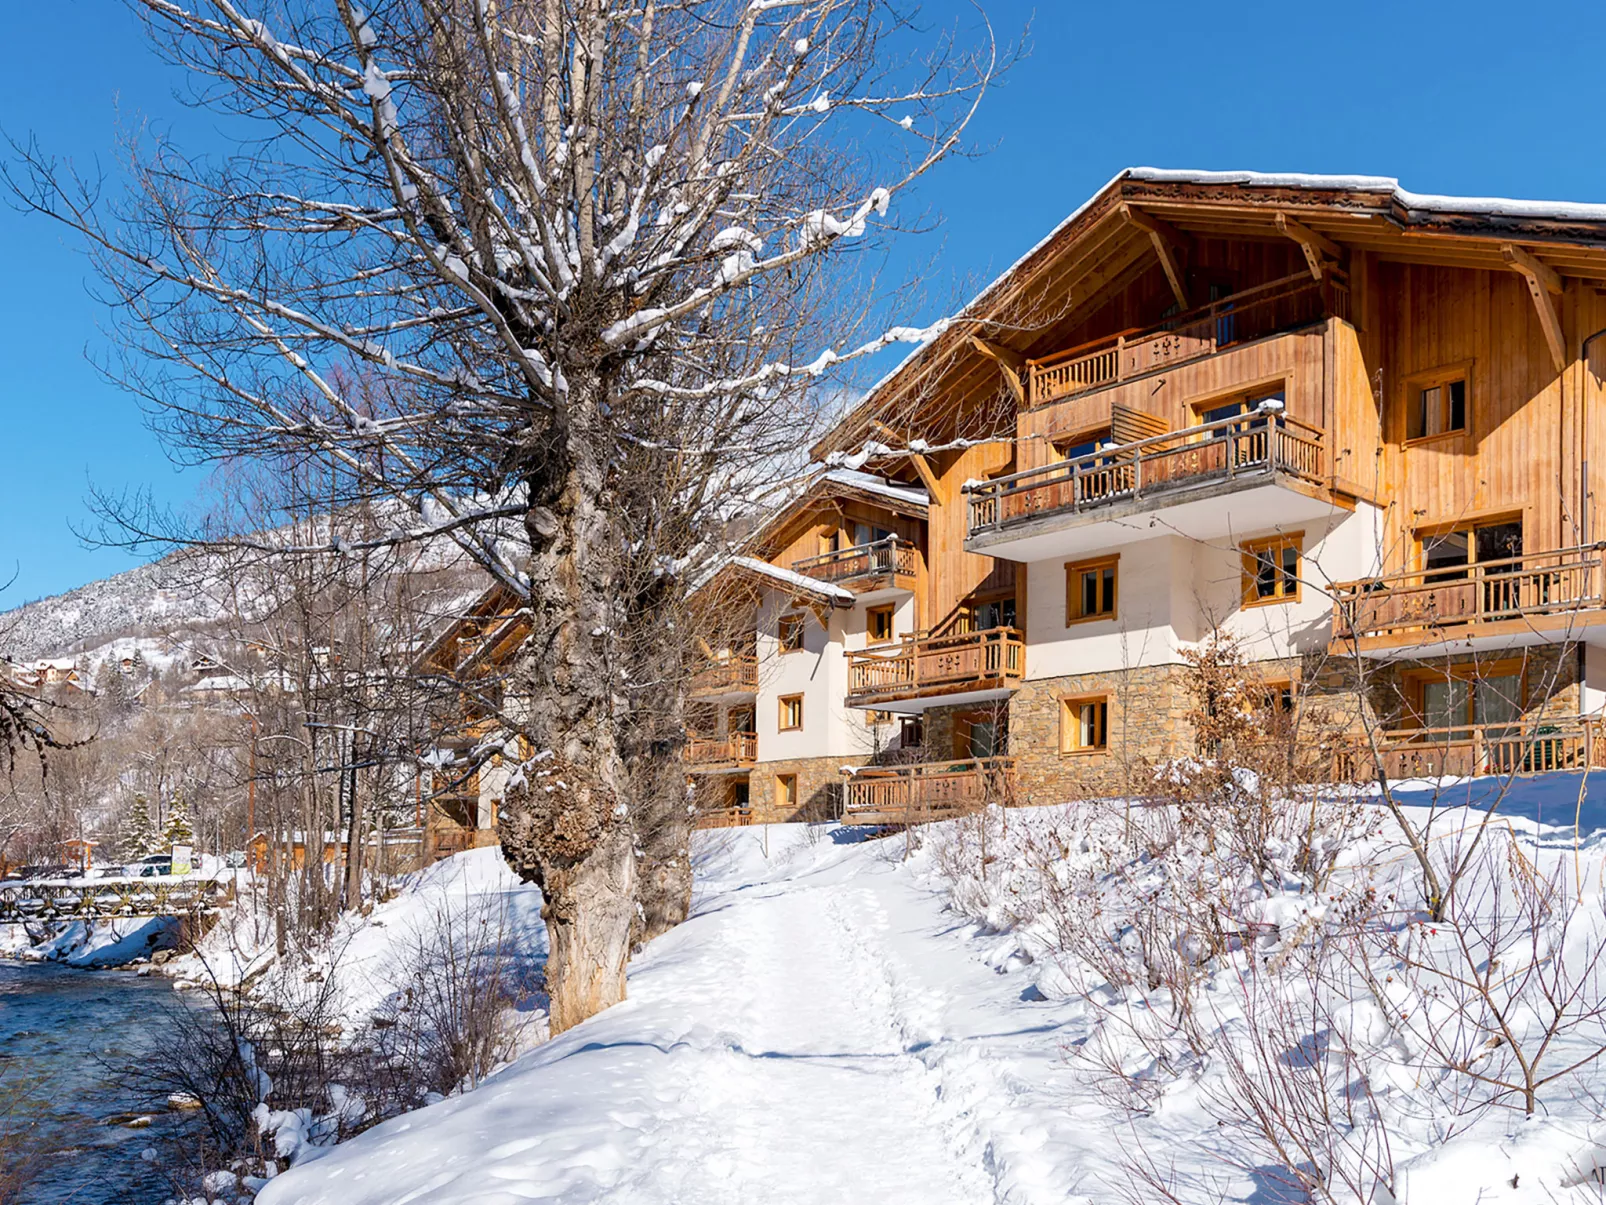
[170,843,193,876]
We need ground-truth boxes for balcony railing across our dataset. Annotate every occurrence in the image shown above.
[688,654,759,698]
[966,412,1324,537]
[693,804,754,830]
[846,626,1024,707]
[684,733,758,768]
[843,756,1017,825]
[790,536,918,588]
[1027,272,1347,407]
[1334,718,1606,782]
[1331,545,1606,646]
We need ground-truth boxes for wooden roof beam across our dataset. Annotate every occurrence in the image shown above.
[1502,244,1566,372]
[1119,203,1191,310]
[1275,212,1344,280]
[966,336,1027,405]
[871,419,945,504]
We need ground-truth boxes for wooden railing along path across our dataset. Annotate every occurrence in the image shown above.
[845,626,1025,706]
[790,537,917,587]
[0,876,234,923]
[684,733,759,767]
[1027,272,1347,407]
[843,757,1017,825]
[1335,717,1606,782]
[966,413,1324,536]
[1331,546,1606,645]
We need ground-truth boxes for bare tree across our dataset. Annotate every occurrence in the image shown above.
[9,0,1004,1029]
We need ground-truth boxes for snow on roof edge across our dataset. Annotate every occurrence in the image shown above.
[821,469,927,509]
[824,166,1606,453]
[729,556,855,603]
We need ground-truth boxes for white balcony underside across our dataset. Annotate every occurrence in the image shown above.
[851,686,1014,716]
[1350,612,1606,661]
[966,477,1344,563]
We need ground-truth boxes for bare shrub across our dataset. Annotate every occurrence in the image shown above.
[370,893,542,1097]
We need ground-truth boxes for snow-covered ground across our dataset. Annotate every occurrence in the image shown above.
[249,786,1606,1205]
[252,824,1109,1205]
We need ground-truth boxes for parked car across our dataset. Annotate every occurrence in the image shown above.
[122,854,173,878]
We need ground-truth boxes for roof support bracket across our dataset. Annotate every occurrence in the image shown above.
[871,420,945,504]
[1502,244,1567,372]
[966,336,1027,407]
[1118,203,1191,310]
[1275,213,1344,281]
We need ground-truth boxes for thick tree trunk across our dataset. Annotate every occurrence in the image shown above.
[540,821,637,1031]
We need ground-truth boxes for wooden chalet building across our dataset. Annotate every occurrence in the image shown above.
[430,169,1606,840]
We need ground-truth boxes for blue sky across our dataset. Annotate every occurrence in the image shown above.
[4,0,1606,602]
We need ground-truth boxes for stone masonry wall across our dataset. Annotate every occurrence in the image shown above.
[749,754,868,823]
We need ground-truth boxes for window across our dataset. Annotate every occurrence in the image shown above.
[728,705,756,736]
[970,597,1016,632]
[867,604,896,644]
[775,774,798,811]
[778,613,806,652]
[1419,520,1523,583]
[1407,374,1468,441]
[854,522,894,547]
[1241,533,1302,605]
[1065,556,1118,624]
[818,530,842,557]
[865,709,894,726]
[1414,664,1524,740]
[958,711,1007,759]
[898,716,925,749]
[1061,697,1109,753]
[778,694,804,731]
[1054,426,1112,461]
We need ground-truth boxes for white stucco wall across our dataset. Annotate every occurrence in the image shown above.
[1022,502,1385,677]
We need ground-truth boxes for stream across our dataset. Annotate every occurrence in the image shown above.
[1,960,185,1204]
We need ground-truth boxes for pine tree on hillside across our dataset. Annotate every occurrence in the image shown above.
[121,793,162,859]
[161,796,195,851]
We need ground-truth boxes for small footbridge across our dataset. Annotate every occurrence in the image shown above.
[0,877,235,923]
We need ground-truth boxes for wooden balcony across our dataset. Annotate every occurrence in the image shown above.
[966,412,1325,545]
[1334,718,1606,782]
[845,627,1024,708]
[1027,272,1347,408]
[789,537,918,591]
[688,654,759,700]
[842,757,1017,826]
[1331,545,1606,655]
[693,804,754,830]
[684,733,758,770]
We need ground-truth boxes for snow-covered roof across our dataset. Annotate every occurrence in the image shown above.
[1125,167,1606,223]
[820,469,927,509]
[815,166,1606,459]
[728,557,855,604]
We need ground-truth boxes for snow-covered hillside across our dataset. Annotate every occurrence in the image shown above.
[0,554,225,663]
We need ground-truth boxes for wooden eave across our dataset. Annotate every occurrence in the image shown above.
[811,173,1606,463]
[745,477,927,563]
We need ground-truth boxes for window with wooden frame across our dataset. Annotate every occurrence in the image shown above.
[777,613,806,653]
[777,694,804,731]
[1065,555,1118,625]
[1406,660,1525,739]
[1417,518,1523,584]
[1061,696,1109,753]
[898,716,925,749]
[866,604,896,645]
[865,709,894,726]
[1053,425,1112,461]
[1241,533,1302,605]
[775,773,798,811]
[956,710,1007,759]
[1405,365,1470,442]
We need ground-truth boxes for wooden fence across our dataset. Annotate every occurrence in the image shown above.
[843,757,1017,826]
[846,627,1024,706]
[967,413,1324,535]
[1331,546,1606,644]
[1027,272,1346,407]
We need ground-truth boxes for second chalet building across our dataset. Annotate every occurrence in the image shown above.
[691,168,1606,826]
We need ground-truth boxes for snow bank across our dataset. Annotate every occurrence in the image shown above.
[16,916,180,967]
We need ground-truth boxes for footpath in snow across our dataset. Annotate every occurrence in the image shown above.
[257,825,1106,1205]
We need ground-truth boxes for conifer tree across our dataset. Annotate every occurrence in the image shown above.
[161,796,195,850]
